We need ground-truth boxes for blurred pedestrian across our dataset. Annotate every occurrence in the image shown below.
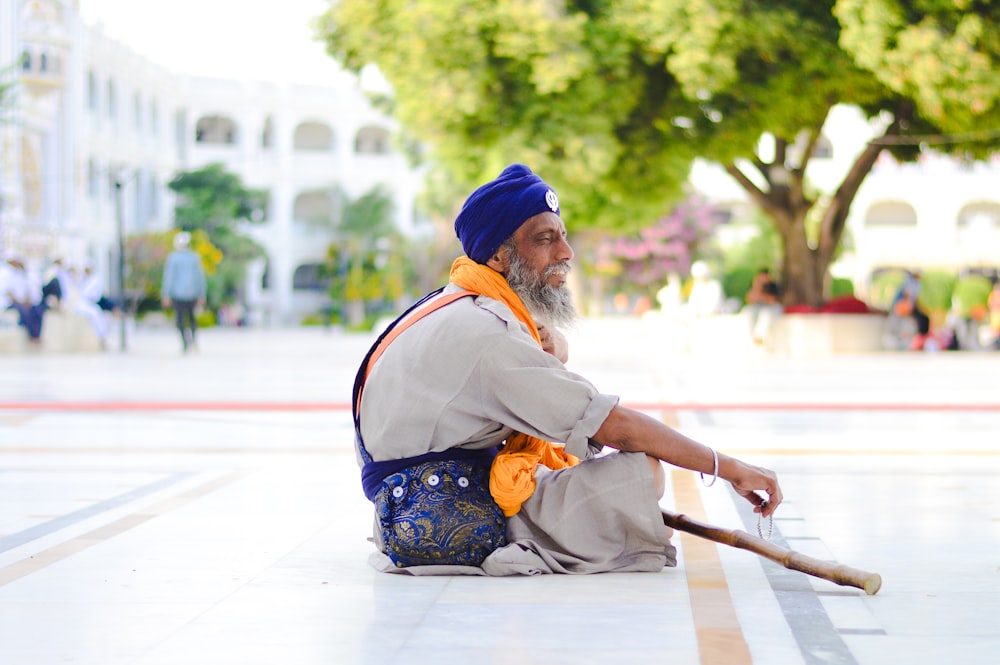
[75,261,113,345]
[1,253,45,343]
[742,269,783,345]
[41,257,72,308]
[989,280,1000,349]
[161,232,206,353]
[686,261,723,318]
[883,270,922,351]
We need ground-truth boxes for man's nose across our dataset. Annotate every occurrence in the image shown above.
[556,236,574,263]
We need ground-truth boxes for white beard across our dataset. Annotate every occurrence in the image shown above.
[505,246,577,328]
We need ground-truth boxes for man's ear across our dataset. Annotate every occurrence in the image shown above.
[486,245,510,274]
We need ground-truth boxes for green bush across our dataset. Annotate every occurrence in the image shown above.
[195,310,216,328]
[830,277,855,298]
[918,270,957,312]
[868,269,957,314]
[868,270,908,311]
[722,266,758,303]
[952,275,993,318]
[300,313,327,327]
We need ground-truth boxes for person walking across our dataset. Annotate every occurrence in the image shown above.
[161,232,206,353]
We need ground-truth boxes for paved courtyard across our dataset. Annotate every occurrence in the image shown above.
[1,319,998,664]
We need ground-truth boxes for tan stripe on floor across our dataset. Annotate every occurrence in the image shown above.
[672,468,753,665]
[0,470,248,587]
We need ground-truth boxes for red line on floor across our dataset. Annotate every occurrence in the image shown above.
[0,401,342,412]
[0,401,998,413]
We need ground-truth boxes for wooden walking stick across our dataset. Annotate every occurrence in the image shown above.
[662,510,882,595]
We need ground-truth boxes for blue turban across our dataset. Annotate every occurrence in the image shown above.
[454,164,560,264]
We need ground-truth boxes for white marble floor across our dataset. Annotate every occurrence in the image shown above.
[1,321,998,664]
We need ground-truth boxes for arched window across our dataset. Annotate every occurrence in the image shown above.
[355,126,390,154]
[293,191,335,224]
[195,115,238,145]
[150,176,159,217]
[107,79,117,118]
[293,121,334,151]
[134,92,143,130]
[864,201,917,227]
[87,159,100,198]
[21,50,31,71]
[133,170,147,230]
[87,71,99,111]
[261,116,274,149]
[957,202,1000,229]
[149,98,158,133]
[293,263,332,291]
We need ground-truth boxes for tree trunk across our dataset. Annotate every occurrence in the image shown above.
[724,115,895,308]
[781,224,826,307]
[725,161,825,307]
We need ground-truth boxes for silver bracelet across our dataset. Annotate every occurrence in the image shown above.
[700,447,719,487]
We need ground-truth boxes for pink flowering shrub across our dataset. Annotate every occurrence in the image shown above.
[594,197,720,298]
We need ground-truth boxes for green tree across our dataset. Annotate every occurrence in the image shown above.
[316,1,1000,307]
[325,185,409,326]
[167,163,267,308]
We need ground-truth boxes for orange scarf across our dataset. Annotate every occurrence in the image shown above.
[450,257,579,517]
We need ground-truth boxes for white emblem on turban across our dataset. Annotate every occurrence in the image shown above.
[545,189,559,212]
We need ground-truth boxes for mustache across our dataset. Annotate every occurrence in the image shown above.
[544,262,572,279]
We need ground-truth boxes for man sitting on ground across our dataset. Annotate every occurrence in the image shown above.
[354,164,782,576]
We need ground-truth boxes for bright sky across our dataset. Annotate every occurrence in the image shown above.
[78,0,346,84]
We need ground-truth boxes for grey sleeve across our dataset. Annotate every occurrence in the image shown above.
[474,330,619,459]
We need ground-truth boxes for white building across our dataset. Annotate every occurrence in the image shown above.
[2,0,423,324]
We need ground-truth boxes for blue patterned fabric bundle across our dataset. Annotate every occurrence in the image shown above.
[373,457,507,568]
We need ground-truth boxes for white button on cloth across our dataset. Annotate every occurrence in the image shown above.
[458,477,469,488]
[427,474,440,487]
[392,486,404,498]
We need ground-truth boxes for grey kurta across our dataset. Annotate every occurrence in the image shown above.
[358,284,676,575]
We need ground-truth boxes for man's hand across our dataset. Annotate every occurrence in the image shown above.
[727,459,783,518]
[162,297,172,308]
[538,324,569,363]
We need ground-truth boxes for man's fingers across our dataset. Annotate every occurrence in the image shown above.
[758,487,782,517]
[736,485,781,517]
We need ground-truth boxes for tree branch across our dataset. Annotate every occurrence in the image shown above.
[818,115,904,266]
[724,162,767,206]
[724,162,791,232]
